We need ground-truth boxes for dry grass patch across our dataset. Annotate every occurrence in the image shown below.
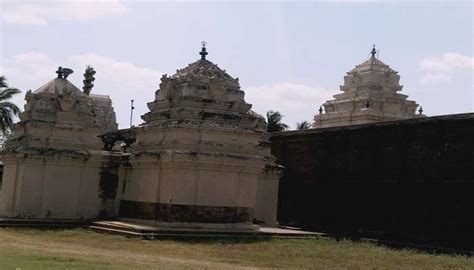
[0,228,472,269]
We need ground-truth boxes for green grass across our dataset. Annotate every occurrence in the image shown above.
[0,228,472,269]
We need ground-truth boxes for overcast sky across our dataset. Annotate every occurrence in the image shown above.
[1,0,472,129]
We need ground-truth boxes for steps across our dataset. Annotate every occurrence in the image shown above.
[0,218,319,239]
[88,220,264,239]
[0,218,89,229]
[87,220,324,239]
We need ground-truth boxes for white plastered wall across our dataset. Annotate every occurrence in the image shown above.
[0,156,103,219]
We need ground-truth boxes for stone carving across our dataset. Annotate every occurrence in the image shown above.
[83,66,96,95]
[98,129,136,151]
[55,66,73,79]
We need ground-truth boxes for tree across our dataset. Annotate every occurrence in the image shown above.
[266,111,289,132]
[296,121,311,130]
[0,76,21,135]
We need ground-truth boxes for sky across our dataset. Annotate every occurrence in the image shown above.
[0,0,472,129]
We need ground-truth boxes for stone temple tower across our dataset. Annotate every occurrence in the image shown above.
[313,46,423,128]
[0,67,118,219]
[118,43,281,227]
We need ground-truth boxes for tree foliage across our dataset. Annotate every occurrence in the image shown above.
[296,120,311,130]
[0,76,21,135]
[266,111,289,132]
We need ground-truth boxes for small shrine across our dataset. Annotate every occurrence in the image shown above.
[119,43,281,227]
[313,46,424,128]
[0,67,117,219]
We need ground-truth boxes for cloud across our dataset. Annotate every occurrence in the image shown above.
[68,53,162,127]
[244,82,333,129]
[1,52,332,129]
[0,52,58,112]
[0,52,56,82]
[419,73,452,85]
[0,52,161,128]
[68,53,161,89]
[420,53,474,72]
[418,53,473,85]
[1,0,128,26]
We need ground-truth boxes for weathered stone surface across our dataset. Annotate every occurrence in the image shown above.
[272,113,474,250]
[0,51,282,227]
[120,47,281,226]
[0,72,118,219]
[119,200,253,223]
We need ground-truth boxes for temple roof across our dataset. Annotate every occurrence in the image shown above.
[171,59,236,81]
[170,43,239,85]
[33,77,85,96]
[350,46,397,74]
[350,57,396,73]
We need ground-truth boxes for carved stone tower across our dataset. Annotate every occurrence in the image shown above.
[118,44,281,227]
[0,67,118,219]
[314,46,423,128]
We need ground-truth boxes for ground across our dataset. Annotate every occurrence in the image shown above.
[0,228,472,269]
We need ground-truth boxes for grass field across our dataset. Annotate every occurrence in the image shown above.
[0,228,472,269]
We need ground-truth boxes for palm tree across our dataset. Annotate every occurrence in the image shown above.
[0,76,21,135]
[266,111,289,132]
[296,121,311,130]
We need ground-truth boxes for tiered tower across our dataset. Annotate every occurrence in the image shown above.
[314,46,423,128]
[0,67,118,219]
[119,44,281,227]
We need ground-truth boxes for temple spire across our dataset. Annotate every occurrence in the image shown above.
[371,44,377,58]
[82,65,96,95]
[199,41,208,60]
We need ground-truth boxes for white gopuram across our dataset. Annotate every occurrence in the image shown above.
[313,46,424,128]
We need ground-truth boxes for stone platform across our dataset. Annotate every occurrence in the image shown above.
[0,218,321,239]
[88,220,323,239]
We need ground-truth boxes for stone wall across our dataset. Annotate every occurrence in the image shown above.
[0,153,105,219]
[271,113,474,250]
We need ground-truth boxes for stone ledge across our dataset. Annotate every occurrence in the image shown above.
[275,113,474,138]
[119,200,253,224]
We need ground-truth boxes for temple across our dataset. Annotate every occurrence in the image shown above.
[313,46,424,128]
[0,67,117,219]
[0,44,281,228]
[119,43,281,227]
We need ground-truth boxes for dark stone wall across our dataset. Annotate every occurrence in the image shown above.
[271,113,474,250]
[119,200,253,223]
[98,155,122,217]
[0,164,3,191]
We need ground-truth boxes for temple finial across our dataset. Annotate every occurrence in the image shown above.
[371,44,377,58]
[199,41,208,60]
[56,66,63,78]
[55,66,73,79]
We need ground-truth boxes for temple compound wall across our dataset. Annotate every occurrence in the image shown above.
[272,113,474,250]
